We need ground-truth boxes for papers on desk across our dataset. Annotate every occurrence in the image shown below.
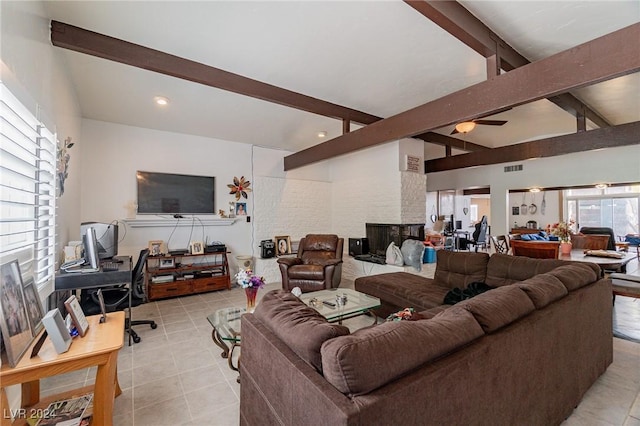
[584,250,625,259]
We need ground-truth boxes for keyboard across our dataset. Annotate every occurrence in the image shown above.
[101,261,121,272]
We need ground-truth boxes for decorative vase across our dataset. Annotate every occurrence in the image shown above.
[560,241,572,255]
[245,287,258,313]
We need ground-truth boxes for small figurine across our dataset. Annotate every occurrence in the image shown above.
[218,209,227,218]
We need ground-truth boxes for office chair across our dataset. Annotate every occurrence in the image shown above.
[458,216,489,252]
[81,249,157,343]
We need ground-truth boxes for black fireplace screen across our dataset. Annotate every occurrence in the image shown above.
[365,223,425,256]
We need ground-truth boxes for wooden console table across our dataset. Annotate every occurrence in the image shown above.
[1,312,124,426]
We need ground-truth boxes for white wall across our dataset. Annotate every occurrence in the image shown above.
[329,142,402,240]
[80,119,255,273]
[427,145,640,236]
[1,0,83,262]
[509,190,561,231]
[0,0,82,412]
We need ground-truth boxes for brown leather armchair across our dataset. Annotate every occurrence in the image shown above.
[278,234,344,293]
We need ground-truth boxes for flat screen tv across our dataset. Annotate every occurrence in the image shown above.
[136,171,215,215]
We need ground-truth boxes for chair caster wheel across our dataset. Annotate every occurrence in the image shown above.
[151,323,158,329]
[133,336,141,343]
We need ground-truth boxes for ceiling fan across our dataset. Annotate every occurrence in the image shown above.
[451,119,508,135]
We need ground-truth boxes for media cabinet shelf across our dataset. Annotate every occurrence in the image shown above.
[146,252,231,301]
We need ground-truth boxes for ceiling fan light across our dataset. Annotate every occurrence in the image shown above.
[455,121,476,133]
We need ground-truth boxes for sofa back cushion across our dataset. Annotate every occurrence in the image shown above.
[434,250,490,289]
[253,290,349,372]
[321,308,484,396]
[546,263,599,292]
[514,275,568,309]
[485,254,569,287]
[455,286,535,333]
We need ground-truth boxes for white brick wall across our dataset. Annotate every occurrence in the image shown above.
[253,176,332,282]
[400,171,427,224]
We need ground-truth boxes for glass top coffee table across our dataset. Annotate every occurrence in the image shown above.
[207,307,244,373]
[207,289,380,375]
[299,288,380,324]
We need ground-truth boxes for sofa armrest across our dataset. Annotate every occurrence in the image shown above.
[277,257,303,267]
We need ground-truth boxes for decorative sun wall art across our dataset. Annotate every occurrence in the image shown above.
[228,176,252,200]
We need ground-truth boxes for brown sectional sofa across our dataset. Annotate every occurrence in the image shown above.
[240,251,613,426]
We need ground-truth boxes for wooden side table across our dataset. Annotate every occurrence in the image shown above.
[1,312,124,426]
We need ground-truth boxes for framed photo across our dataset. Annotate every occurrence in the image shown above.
[512,206,520,216]
[0,260,34,367]
[190,241,204,255]
[159,257,176,269]
[64,295,89,337]
[22,277,44,337]
[275,236,292,256]
[148,240,167,257]
[235,202,247,216]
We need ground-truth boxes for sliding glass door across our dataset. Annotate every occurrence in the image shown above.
[567,192,639,238]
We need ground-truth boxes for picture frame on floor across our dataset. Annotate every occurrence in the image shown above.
[0,260,35,367]
[275,236,292,256]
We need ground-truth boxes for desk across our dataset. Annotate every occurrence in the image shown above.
[55,256,133,344]
[55,256,131,291]
[560,250,636,273]
[1,312,124,426]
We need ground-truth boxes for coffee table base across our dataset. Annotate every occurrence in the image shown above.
[211,328,240,372]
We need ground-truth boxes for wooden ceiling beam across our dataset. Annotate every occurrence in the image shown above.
[50,20,486,153]
[425,121,640,173]
[416,132,489,152]
[284,23,639,170]
[50,20,380,126]
[404,0,612,129]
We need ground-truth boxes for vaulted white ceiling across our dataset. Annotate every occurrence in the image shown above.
[42,1,639,158]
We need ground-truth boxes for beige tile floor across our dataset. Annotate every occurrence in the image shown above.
[40,260,640,426]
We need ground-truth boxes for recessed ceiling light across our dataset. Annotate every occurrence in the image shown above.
[529,188,541,193]
[595,183,608,189]
[154,96,169,106]
[317,131,327,138]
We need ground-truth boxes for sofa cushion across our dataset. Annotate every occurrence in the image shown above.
[546,263,599,292]
[455,286,535,333]
[253,290,349,372]
[355,272,449,310]
[434,250,490,289]
[485,254,569,287]
[321,308,484,395]
[514,274,568,309]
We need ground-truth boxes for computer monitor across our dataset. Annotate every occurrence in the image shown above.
[80,222,118,259]
[82,227,100,269]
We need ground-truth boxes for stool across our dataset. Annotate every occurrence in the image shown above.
[610,273,640,304]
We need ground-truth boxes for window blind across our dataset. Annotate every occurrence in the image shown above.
[1,83,57,291]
